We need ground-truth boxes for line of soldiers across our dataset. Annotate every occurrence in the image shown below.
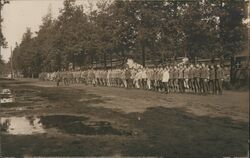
[39,63,226,95]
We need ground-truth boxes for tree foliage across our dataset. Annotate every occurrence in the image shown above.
[12,0,248,77]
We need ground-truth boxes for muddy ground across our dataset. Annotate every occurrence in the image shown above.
[0,79,249,157]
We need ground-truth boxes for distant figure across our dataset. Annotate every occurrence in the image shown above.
[55,71,61,87]
[125,68,131,88]
[215,65,224,95]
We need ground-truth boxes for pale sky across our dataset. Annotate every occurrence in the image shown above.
[1,0,98,62]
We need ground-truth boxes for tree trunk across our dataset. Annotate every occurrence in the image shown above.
[110,52,112,70]
[230,56,235,85]
[104,51,107,69]
[91,54,94,67]
[141,44,145,67]
[121,49,125,58]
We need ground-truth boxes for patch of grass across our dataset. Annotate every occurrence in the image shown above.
[124,107,249,157]
[1,102,33,108]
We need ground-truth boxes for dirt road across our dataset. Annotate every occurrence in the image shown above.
[0,79,249,157]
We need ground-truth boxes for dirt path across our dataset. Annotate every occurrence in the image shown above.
[27,79,249,122]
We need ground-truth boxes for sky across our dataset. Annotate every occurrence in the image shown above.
[1,0,98,62]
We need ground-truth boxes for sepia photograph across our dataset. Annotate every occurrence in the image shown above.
[0,0,249,157]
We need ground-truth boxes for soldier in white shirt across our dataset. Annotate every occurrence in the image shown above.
[162,67,170,93]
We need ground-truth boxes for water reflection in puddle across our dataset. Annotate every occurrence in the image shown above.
[0,97,15,103]
[1,89,11,94]
[1,117,45,135]
[0,115,132,136]
[0,89,15,103]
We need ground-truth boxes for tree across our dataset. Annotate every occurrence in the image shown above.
[0,0,9,48]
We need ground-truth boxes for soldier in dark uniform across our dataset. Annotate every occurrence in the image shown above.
[55,71,61,87]
[90,68,96,86]
[125,68,132,89]
[204,64,210,93]
[173,66,179,92]
[194,64,201,94]
[168,66,174,92]
[183,65,189,93]
[188,64,195,93]
[200,63,209,94]
[209,65,216,94]
[178,65,184,93]
[63,70,68,86]
[215,65,223,95]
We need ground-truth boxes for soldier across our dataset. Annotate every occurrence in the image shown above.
[145,67,151,90]
[162,67,170,93]
[103,70,108,86]
[117,68,123,87]
[188,65,195,93]
[215,65,223,95]
[69,71,74,84]
[209,65,216,94]
[183,65,189,92]
[134,69,142,89]
[204,64,210,94]
[88,68,95,86]
[55,70,61,87]
[178,65,184,93]
[63,71,68,86]
[174,66,180,92]
[110,69,114,86]
[151,68,157,91]
[125,68,132,88]
[157,67,164,92]
[155,68,161,91]
[194,64,201,94]
[76,70,81,84]
[95,70,99,86]
[121,68,126,88]
[200,63,208,94]
[168,66,174,92]
[141,68,147,89]
[82,70,88,85]
[107,69,111,86]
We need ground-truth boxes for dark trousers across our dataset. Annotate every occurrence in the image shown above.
[200,78,208,94]
[56,79,61,87]
[158,80,163,91]
[209,80,216,94]
[215,79,222,94]
[63,78,69,86]
[188,79,195,92]
[163,82,169,93]
[194,78,200,93]
[178,79,184,93]
[142,79,147,89]
[126,79,132,88]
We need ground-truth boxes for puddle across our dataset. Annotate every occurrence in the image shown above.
[1,117,45,135]
[1,115,132,136]
[0,89,15,103]
[0,97,15,103]
[39,115,132,136]
[1,89,11,94]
